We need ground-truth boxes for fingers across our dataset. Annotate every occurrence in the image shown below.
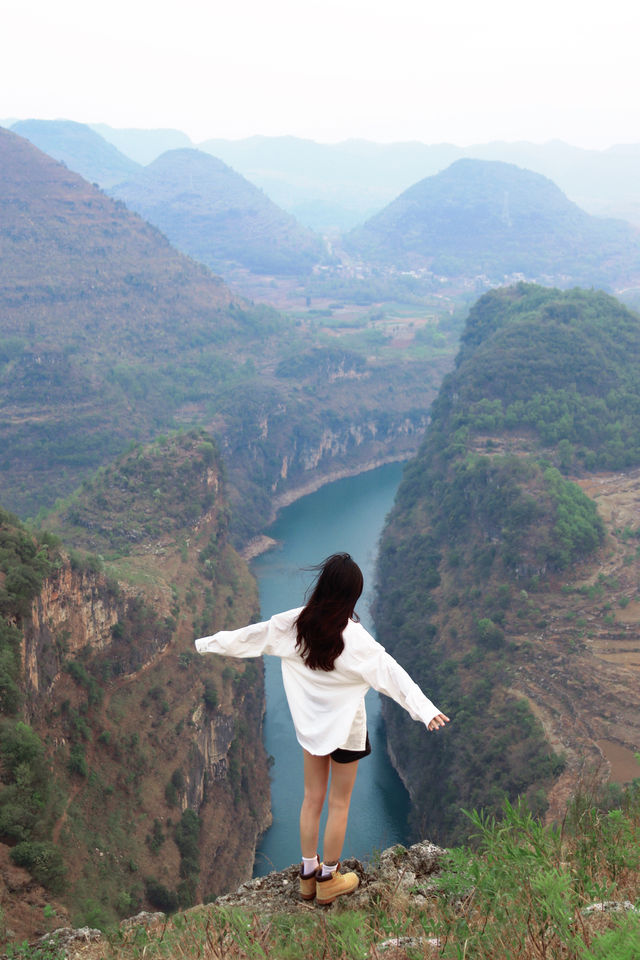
[427,714,451,731]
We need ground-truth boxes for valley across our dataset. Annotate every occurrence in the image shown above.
[2,118,640,949]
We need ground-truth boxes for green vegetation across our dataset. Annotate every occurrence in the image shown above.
[0,514,68,894]
[375,284,631,843]
[174,809,202,907]
[345,159,640,288]
[44,783,640,960]
[0,426,268,937]
[110,148,324,278]
[37,430,226,558]
[0,126,452,545]
[441,284,640,471]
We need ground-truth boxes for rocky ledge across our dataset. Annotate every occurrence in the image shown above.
[25,841,446,959]
[216,839,446,914]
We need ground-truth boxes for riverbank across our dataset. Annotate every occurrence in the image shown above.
[239,453,412,561]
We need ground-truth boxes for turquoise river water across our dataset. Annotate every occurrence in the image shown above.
[251,462,411,876]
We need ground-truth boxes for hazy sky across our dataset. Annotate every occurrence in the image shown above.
[4,0,639,148]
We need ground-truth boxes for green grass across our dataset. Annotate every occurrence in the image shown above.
[19,782,637,960]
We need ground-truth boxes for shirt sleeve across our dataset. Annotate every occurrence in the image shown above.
[195,608,300,659]
[356,640,442,728]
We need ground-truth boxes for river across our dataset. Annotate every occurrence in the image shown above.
[251,462,411,876]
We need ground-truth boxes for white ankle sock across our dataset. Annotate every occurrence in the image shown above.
[302,855,318,875]
[321,861,338,878]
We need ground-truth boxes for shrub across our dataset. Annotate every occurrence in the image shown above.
[0,720,44,775]
[203,680,218,710]
[68,743,88,777]
[476,617,505,649]
[145,878,178,913]
[10,841,66,893]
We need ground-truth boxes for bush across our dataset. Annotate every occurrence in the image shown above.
[203,680,218,710]
[10,841,66,893]
[68,743,88,777]
[476,617,505,649]
[0,720,44,775]
[429,790,640,960]
[145,878,178,913]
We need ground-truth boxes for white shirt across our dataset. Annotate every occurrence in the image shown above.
[195,608,442,756]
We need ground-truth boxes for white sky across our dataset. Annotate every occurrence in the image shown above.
[3,0,639,148]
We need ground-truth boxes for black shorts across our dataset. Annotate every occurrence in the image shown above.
[331,732,372,764]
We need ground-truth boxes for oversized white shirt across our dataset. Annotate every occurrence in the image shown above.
[195,607,442,756]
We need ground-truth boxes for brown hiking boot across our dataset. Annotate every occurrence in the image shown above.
[299,857,319,900]
[315,862,359,905]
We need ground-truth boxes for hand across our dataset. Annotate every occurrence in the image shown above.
[427,713,450,731]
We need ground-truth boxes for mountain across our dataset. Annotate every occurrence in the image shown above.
[90,123,194,165]
[10,119,141,188]
[457,139,640,225]
[0,127,444,542]
[0,124,244,516]
[0,431,270,939]
[110,148,324,276]
[198,135,457,232]
[197,135,640,233]
[374,284,640,844]
[344,159,640,288]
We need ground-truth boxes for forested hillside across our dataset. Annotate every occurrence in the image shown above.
[374,284,640,843]
[0,431,270,941]
[110,148,324,277]
[345,160,640,289]
[0,126,448,542]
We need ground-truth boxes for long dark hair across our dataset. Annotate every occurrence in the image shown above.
[295,553,364,671]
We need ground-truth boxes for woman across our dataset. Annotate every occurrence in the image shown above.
[195,553,449,905]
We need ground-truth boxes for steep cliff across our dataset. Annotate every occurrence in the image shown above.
[374,284,640,844]
[0,432,271,942]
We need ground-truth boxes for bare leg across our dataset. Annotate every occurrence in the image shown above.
[299,750,330,859]
[322,758,359,864]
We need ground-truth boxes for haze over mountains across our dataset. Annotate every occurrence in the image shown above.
[109,148,324,277]
[345,159,640,288]
[9,117,640,301]
[12,119,640,234]
[11,118,141,188]
[101,126,640,231]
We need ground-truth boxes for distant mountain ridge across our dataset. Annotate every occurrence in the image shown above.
[10,118,141,188]
[0,126,441,542]
[195,135,640,231]
[110,148,324,276]
[90,122,194,164]
[344,159,640,288]
[10,122,640,231]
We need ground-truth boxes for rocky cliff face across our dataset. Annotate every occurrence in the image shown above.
[1,433,272,941]
[23,563,133,706]
[274,416,426,483]
[224,405,431,545]
[11,538,271,936]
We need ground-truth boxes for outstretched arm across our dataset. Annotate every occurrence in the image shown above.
[357,644,450,731]
[195,619,274,658]
[195,608,300,659]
